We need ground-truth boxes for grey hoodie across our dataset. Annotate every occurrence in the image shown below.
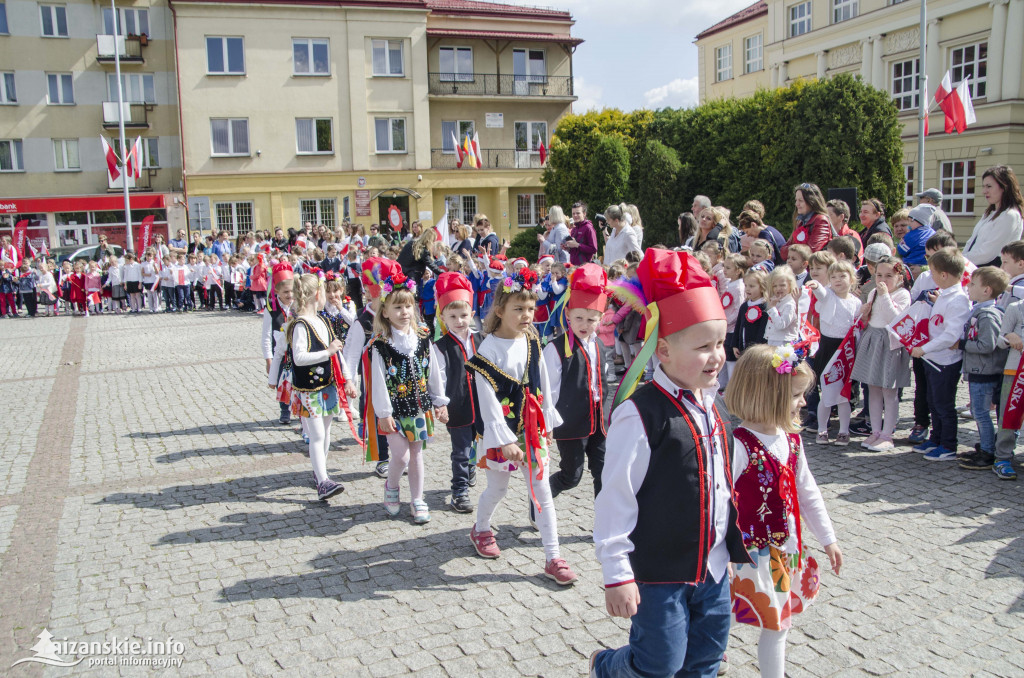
[963,300,1007,380]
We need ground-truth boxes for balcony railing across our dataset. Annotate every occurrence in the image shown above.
[96,34,145,63]
[431,148,545,170]
[102,102,151,129]
[107,169,154,192]
[428,73,574,97]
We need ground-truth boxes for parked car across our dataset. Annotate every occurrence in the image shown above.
[56,244,125,264]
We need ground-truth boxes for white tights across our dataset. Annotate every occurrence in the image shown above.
[146,288,160,312]
[475,462,560,561]
[385,433,424,501]
[128,293,141,312]
[818,400,851,434]
[757,628,788,678]
[304,414,334,484]
[868,386,900,436]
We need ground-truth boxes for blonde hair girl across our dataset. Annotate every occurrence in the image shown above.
[765,265,800,346]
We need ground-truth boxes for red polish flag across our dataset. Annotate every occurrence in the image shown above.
[539,140,547,165]
[934,71,959,133]
[101,136,121,181]
[819,326,857,407]
[887,300,932,352]
[472,132,482,169]
[1003,354,1024,430]
[950,79,976,134]
[452,130,464,168]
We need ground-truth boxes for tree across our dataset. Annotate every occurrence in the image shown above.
[506,225,545,261]
[629,139,683,246]
[586,134,630,219]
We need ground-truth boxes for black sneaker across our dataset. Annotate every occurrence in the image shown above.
[316,479,344,501]
[467,465,477,487]
[450,494,473,513]
[375,461,389,478]
[959,449,995,470]
[849,420,872,436]
[801,416,818,433]
[279,417,291,425]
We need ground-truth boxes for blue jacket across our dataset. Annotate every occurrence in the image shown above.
[897,225,934,266]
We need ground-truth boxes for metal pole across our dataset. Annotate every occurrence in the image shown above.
[916,0,927,193]
[112,0,134,250]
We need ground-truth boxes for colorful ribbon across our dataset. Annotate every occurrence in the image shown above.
[331,354,363,446]
[522,392,548,513]
[611,301,659,412]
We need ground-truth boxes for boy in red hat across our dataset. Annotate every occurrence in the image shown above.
[544,263,609,501]
[433,271,482,512]
[592,249,750,678]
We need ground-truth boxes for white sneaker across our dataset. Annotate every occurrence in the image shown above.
[384,482,400,516]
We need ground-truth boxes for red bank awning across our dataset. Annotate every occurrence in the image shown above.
[0,194,166,214]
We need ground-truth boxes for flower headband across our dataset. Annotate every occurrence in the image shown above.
[771,343,805,374]
[381,273,416,300]
[502,268,538,293]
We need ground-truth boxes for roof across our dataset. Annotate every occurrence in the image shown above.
[424,0,572,21]
[426,27,581,45]
[168,0,427,9]
[695,0,767,40]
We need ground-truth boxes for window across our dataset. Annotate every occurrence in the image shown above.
[210,118,249,156]
[513,49,546,83]
[514,121,547,152]
[296,118,333,154]
[140,138,159,168]
[374,117,406,153]
[0,72,14,104]
[903,164,915,207]
[891,58,919,112]
[441,120,475,153]
[715,44,732,82]
[1,3,8,34]
[206,36,244,75]
[832,0,858,23]
[39,4,67,37]
[53,138,79,171]
[951,43,987,99]
[517,194,546,228]
[102,7,149,35]
[300,199,336,229]
[214,201,253,236]
[941,160,976,216]
[46,72,74,104]
[789,2,812,37]
[439,47,473,82]
[371,39,403,76]
[444,195,477,224]
[0,139,24,171]
[293,38,330,76]
[107,73,155,103]
[744,35,762,74]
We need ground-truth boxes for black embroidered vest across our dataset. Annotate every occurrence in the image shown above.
[550,332,607,440]
[466,335,542,437]
[319,309,351,345]
[289,317,336,393]
[434,332,480,430]
[371,332,433,418]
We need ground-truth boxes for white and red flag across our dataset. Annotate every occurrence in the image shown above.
[101,136,121,181]
[887,300,932,352]
[819,326,857,407]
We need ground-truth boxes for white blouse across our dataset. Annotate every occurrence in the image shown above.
[812,285,863,339]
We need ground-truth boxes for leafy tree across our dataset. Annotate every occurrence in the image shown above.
[586,134,630,219]
[506,224,545,261]
[629,139,683,246]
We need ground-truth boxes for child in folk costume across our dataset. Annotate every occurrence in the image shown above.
[433,272,482,513]
[68,260,87,315]
[366,270,449,524]
[533,254,557,337]
[466,268,577,584]
[765,266,801,346]
[264,264,298,426]
[725,344,842,678]
[850,257,912,451]
[84,261,103,316]
[592,249,749,677]
[321,272,357,328]
[545,263,609,501]
[286,273,357,501]
[141,249,160,313]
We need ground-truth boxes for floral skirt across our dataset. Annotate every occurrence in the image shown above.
[298,383,342,418]
[730,545,820,631]
[393,411,434,443]
[478,435,548,474]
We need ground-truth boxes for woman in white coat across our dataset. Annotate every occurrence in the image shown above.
[963,165,1023,267]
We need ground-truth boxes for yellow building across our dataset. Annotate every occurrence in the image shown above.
[0,0,185,249]
[695,0,1024,239]
[170,0,580,241]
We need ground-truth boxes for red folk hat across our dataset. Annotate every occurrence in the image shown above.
[435,271,473,310]
[487,257,507,274]
[361,257,403,298]
[567,263,608,312]
[637,248,725,337]
[271,262,294,289]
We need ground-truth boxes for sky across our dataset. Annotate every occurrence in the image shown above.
[498,0,756,111]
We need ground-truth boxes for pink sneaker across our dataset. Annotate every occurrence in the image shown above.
[470,526,500,559]
[861,433,881,449]
[544,558,578,586]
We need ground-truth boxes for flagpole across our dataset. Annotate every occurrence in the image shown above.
[112,0,134,251]
[916,0,927,193]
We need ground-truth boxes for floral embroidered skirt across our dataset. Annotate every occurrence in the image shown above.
[393,411,434,443]
[298,383,343,418]
[478,435,548,474]
[730,545,820,631]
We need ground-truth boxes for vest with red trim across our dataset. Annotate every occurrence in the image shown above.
[628,383,749,584]
[550,331,607,440]
[466,335,542,438]
[434,332,482,431]
[732,427,802,551]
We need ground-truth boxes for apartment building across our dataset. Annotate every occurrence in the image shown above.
[0,0,185,249]
[695,0,1024,239]
[171,0,580,241]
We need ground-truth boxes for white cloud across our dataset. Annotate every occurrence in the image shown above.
[572,76,604,112]
[643,77,700,109]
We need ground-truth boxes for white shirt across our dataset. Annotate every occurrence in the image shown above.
[811,286,862,338]
[920,284,972,366]
[342,307,373,380]
[543,333,602,403]
[765,295,799,345]
[121,262,142,284]
[603,225,641,265]
[964,208,1023,266]
[370,327,447,418]
[261,303,290,360]
[720,278,745,331]
[594,366,732,586]
[105,264,122,287]
[435,330,477,396]
[141,261,159,284]
[865,287,911,330]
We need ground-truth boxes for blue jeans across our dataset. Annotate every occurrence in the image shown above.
[449,425,474,495]
[969,380,999,454]
[593,577,731,678]
[162,287,177,311]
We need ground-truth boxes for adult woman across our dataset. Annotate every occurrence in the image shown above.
[538,206,571,263]
[691,207,738,252]
[738,210,786,265]
[677,212,698,249]
[396,228,440,287]
[452,223,474,258]
[352,223,368,248]
[780,182,831,258]
[624,204,643,247]
[602,203,641,264]
[964,165,1024,267]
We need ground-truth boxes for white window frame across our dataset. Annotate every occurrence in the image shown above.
[0,72,15,104]
[299,198,336,229]
[950,42,987,99]
[206,36,245,75]
[53,138,79,171]
[374,117,407,154]
[441,120,475,153]
[891,58,919,112]
[214,201,253,236]
[296,117,333,155]
[39,4,67,38]
[141,138,159,168]
[107,73,155,104]
[439,46,473,82]
[789,2,812,37]
[0,139,24,172]
[517,194,546,228]
[832,0,858,24]
[940,160,976,216]
[371,39,404,77]
[46,72,74,105]
[903,164,915,207]
[293,38,330,76]
[744,35,762,74]
[514,121,547,153]
[102,6,149,36]
[444,194,478,224]
[1,3,9,35]
[210,118,250,157]
[512,48,546,83]
[715,44,733,82]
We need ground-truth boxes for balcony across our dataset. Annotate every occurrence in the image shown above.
[431,149,545,170]
[107,169,154,192]
[428,73,574,98]
[96,34,146,64]
[102,102,151,129]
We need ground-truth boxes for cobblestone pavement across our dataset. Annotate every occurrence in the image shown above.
[0,311,1023,677]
